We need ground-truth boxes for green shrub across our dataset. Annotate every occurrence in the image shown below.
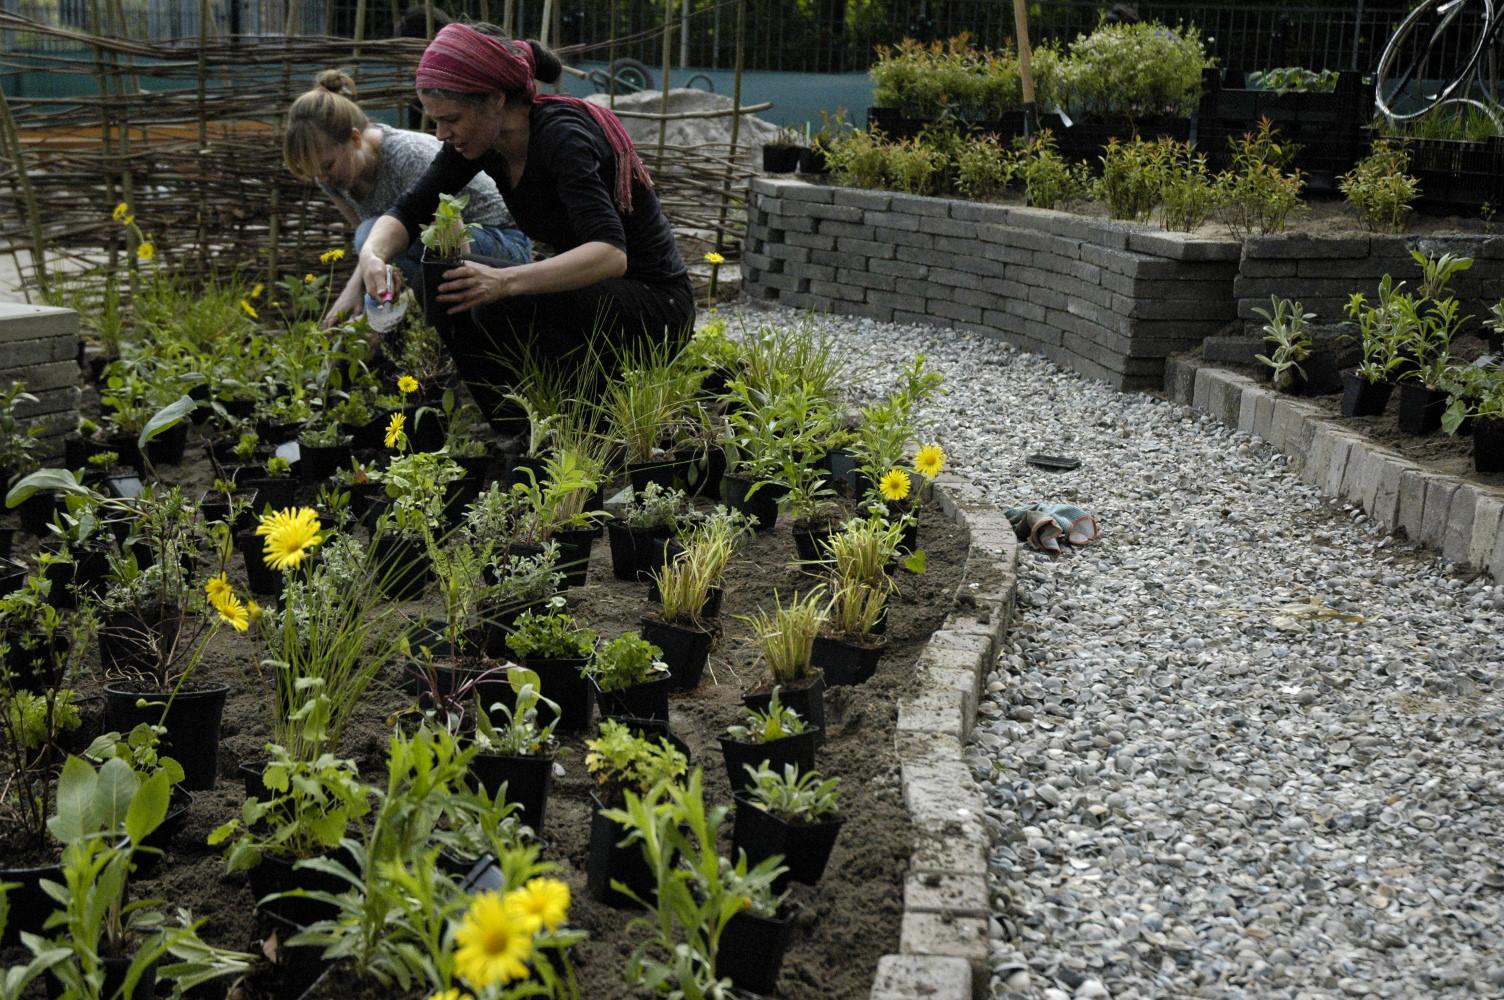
[827,128,888,189]
[955,134,1014,199]
[1012,130,1091,210]
[870,35,1026,120]
[1340,140,1419,233]
[1057,21,1211,121]
[1215,119,1306,237]
[885,137,949,196]
[1245,67,1339,94]
[1096,136,1173,221]
[1159,145,1220,232]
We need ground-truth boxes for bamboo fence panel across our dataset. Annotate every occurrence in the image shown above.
[0,8,752,299]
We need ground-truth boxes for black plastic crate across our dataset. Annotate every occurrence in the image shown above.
[1047,115,1193,165]
[1403,135,1504,212]
[1195,69,1373,191]
[866,106,1028,144]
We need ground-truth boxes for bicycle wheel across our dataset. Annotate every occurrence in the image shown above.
[1375,0,1494,123]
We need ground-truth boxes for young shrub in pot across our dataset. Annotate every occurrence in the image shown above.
[719,688,817,795]
[505,596,597,731]
[607,481,692,582]
[732,762,845,890]
[583,719,689,907]
[740,589,828,735]
[469,666,561,835]
[640,512,743,692]
[586,631,672,722]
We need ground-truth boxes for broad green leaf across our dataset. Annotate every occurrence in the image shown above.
[137,395,197,449]
[46,755,96,844]
[90,756,140,836]
[4,468,91,508]
[124,769,171,845]
[902,549,928,574]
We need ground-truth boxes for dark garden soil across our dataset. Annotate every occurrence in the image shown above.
[0,434,969,998]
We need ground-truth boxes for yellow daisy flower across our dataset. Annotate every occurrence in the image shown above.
[254,507,298,538]
[239,299,258,320]
[397,375,419,395]
[204,572,232,605]
[136,242,155,262]
[506,878,570,933]
[260,507,323,572]
[913,443,945,479]
[704,251,725,265]
[385,412,406,449]
[250,282,265,299]
[214,592,250,632]
[319,248,345,264]
[112,202,129,223]
[304,273,317,284]
[453,891,534,988]
[878,468,911,502]
[246,600,264,623]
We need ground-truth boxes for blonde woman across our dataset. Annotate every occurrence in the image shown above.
[284,69,529,328]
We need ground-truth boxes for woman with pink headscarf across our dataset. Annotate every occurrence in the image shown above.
[356,23,693,430]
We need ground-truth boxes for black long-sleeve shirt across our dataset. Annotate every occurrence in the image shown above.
[387,102,686,285]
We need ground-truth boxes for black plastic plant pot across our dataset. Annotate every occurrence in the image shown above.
[722,474,780,532]
[627,458,680,495]
[421,255,461,323]
[443,476,483,530]
[719,729,819,796]
[1300,348,1342,397]
[14,490,64,537]
[812,633,886,687]
[407,403,447,453]
[0,525,13,559]
[524,656,593,732]
[592,674,673,723]
[731,795,844,890]
[97,610,182,678]
[605,521,673,582]
[470,751,554,835]
[761,144,804,173]
[236,530,285,596]
[247,847,356,927]
[825,448,859,494]
[0,857,61,946]
[45,954,157,1000]
[103,682,230,791]
[1396,383,1448,436]
[552,526,598,589]
[648,582,723,620]
[372,533,433,602]
[790,519,836,564]
[715,907,796,996]
[4,630,66,694]
[639,615,712,693]
[680,445,727,499]
[241,475,297,512]
[743,673,825,742]
[144,420,191,466]
[1340,372,1393,418]
[201,488,260,532]
[0,558,26,598]
[1475,416,1504,474]
[798,145,829,174]
[586,791,656,909]
[297,440,352,483]
[258,911,329,998]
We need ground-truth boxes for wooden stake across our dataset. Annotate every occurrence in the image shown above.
[1012,0,1036,136]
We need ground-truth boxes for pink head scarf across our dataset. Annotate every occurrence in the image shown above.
[415,23,651,213]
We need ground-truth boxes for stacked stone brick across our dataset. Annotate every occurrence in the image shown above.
[0,304,81,461]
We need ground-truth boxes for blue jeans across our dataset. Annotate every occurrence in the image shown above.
[353,217,531,294]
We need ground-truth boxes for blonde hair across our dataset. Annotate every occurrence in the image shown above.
[284,69,370,178]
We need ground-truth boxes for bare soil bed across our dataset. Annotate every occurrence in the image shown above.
[0,438,968,999]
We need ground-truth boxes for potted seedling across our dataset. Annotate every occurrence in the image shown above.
[1342,275,1409,417]
[1441,363,1504,473]
[582,719,688,907]
[586,630,672,723]
[603,770,788,994]
[371,449,465,601]
[1253,296,1318,395]
[418,193,475,321]
[740,589,828,735]
[640,506,748,693]
[600,344,699,493]
[468,666,560,835]
[718,688,817,795]
[295,418,353,483]
[607,481,692,582]
[812,575,889,686]
[504,596,597,732]
[1393,251,1473,435]
[762,125,806,173]
[504,450,609,588]
[731,762,844,891]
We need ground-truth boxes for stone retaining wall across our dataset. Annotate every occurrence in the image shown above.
[875,475,1019,1000]
[0,303,80,460]
[1165,356,1504,580]
[1235,234,1504,333]
[742,178,1240,391]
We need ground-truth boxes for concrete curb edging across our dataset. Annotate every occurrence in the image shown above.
[1165,356,1504,580]
[871,475,1020,1000]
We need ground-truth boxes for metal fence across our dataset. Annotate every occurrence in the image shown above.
[2,0,1413,74]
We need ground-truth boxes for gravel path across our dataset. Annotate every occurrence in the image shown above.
[722,304,1504,1000]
